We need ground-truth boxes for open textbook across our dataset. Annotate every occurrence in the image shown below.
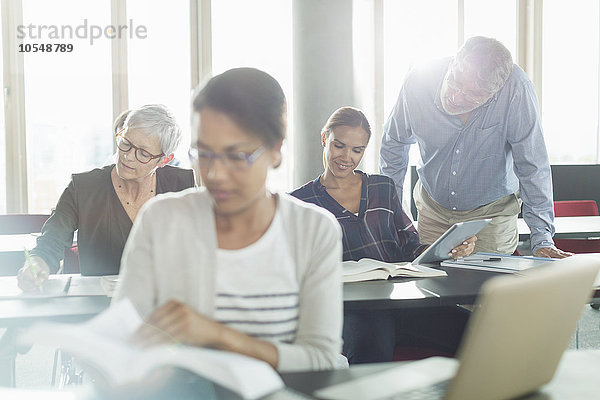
[21,299,283,400]
[342,258,447,283]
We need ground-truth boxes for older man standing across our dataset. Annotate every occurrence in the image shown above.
[380,36,571,258]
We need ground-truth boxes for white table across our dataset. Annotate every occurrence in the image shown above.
[518,216,600,240]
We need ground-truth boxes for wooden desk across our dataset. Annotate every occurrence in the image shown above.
[519,215,600,240]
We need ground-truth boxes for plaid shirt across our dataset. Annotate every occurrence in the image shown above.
[290,171,426,262]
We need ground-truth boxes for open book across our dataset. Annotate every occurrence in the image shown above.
[342,258,447,283]
[21,299,283,400]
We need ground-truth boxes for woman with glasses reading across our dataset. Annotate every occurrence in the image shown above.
[113,68,343,372]
[18,105,195,291]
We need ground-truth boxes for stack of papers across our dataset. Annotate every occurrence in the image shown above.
[441,253,555,273]
[0,276,71,299]
[342,258,447,283]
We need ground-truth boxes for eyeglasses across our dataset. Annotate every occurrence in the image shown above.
[445,71,493,106]
[115,131,164,164]
[188,145,265,170]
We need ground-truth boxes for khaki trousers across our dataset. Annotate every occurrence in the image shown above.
[413,180,522,254]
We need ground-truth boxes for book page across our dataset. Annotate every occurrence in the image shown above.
[0,275,70,299]
[0,275,108,298]
[342,258,411,276]
[390,264,447,278]
[21,299,284,399]
[343,269,389,283]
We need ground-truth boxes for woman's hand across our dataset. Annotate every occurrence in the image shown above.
[17,256,50,292]
[132,299,279,368]
[448,236,477,258]
[132,300,223,348]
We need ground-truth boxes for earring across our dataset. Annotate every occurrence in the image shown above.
[273,154,282,169]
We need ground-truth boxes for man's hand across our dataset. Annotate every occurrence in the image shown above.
[132,300,223,348]
[448,236,477,258]
[533,246,574,259]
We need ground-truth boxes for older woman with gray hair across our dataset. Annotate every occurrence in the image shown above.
[18,104,195,290]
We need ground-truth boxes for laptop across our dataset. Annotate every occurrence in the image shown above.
[313,255,600,400]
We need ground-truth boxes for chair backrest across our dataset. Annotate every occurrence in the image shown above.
[553,200,600,253]
[551,164,600,211]
[554,200,599,217]
[0,214,50,276]
[0,214,50,235]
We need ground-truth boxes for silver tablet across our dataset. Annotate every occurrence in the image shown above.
[412,218,492,265]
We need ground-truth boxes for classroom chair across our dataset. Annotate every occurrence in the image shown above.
[553,201,600,310]
[553,201,600,254]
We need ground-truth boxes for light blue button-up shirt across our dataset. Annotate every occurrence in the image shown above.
[380,57,555,253]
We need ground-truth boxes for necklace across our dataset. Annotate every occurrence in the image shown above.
[116,174,156,206]
[117,185,155,205]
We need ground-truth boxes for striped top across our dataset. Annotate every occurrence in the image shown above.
[291,172,427,263]
[214,207,299,343]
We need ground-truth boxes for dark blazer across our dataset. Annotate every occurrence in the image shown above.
[31,164,195,275]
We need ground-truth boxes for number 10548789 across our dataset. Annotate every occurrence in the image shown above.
[18,43,73,52]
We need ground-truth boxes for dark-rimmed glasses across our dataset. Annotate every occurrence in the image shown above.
[188,145,265,170]
[115,131,164,164]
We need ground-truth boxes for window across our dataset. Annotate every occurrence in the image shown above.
[0,12,5,213]
[383,0,459,207]
[22,0,113,213]
[383,0,458,117]
[464,0,517,59]
[211,0,293,192]
[381,1,519,209]
[127,0,191,165]
[542,2,599,163]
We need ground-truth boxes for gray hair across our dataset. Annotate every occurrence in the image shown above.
[124,104,182,155]
[454,36,513,94]
[113,109,131,134]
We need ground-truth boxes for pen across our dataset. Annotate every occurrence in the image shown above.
[24,248,42,287]
[63,276,72,295]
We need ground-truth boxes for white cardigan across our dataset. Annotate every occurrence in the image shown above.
[112,187,343,372]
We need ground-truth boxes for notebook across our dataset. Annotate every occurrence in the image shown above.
[314,255,600,400]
